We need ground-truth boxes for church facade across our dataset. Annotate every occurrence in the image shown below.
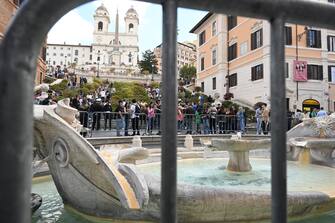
[92,4,139,72]
[46,4,139,75]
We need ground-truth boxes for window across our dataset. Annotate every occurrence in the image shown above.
[328,0,335,3]
[89,55,92,60]
[328,65,335,82]
[75,50,78,56]
[285,26,292,45]
[53,53,56,56]
[227,15,237,30]
[327,35,335,52]
[97,56,100,62]
[201,82,204,92]
[212,21,217,36]
[251,64,264,81]
[240,42,248,56]
[212,48,217,65]
[228,43,237,61]
[200,57,205,71]
[212,77,216,90]
[129,23,134,32]
[285,62,289,78]
[67,53,71,57]
[199,31,206,46]
[128,52,132,63]
[307,65,323,80]
[229,73,237,87]
[251,29,263,50]
[53,61,56,65]
[60,53,64,57]
[306,29,321,48]
[98,21,103,31]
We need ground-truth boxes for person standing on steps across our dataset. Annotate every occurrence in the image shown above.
[130,99,140,136]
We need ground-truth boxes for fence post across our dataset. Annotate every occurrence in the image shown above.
[161,0,177,222]
[270,16,287,223]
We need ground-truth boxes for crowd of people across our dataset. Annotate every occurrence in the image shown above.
[36,75,334,138]
[67,92,249,137]
[288,107,330,130]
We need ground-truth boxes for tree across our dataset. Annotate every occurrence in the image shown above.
[139,50,158,74]
[179,65,196,84]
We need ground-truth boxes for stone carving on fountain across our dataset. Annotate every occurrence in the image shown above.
[287,113,335,168]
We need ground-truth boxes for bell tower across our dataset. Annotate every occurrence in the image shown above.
[94,3,110,33]
[124,6,139,34]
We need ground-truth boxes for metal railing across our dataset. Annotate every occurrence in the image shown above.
[77,112,249,137]
[1,0,335,223]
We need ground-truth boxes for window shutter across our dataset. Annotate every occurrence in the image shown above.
[328,66,332,82]
[260,29,263,47]
[327,36,331,51]
[319,65,323,80]
[251,33,254,50]
[316,30,322,48]
[306,30,310,47]
[251,66,255,80]
[288,27,292,45]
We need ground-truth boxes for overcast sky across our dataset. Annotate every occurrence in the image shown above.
[47,0,207,55]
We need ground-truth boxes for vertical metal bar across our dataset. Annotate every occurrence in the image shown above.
[161,0,177,222]
[0,47,33,223]
[270,17,287,223]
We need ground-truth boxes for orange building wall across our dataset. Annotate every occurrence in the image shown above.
[0,0,46,85]
[0,0,17,38]
[197,16,219,79]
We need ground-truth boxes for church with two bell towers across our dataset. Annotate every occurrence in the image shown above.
[91,4,139,73]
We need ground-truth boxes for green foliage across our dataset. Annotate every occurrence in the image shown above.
[150,81,160,89]
[102,79,110,86]
[62,88,78,99]
[179,65,196,83]
[139,50,158,74]
[194,86,202,92]
[112,82,150,107]
[92,77,102,85]
[43,76,56,84]
[50,80,68,92]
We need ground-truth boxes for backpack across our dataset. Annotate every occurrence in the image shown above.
[135,104,141,115]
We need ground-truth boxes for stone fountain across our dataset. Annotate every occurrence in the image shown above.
[211,137,271,172]
[287,114,335,168]
[33,99,335,222]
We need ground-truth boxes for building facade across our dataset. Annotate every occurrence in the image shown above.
[46,4,139,75]
[154,41,197,74]
[1,0,46,85]
[46,43,92,67]
[191,6,335,112]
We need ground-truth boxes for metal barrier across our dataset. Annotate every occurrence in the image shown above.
[2,0,335,222]
[77,112,250,137]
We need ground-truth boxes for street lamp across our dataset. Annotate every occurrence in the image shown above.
[97,51,101,78]
[151,64,154,82]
